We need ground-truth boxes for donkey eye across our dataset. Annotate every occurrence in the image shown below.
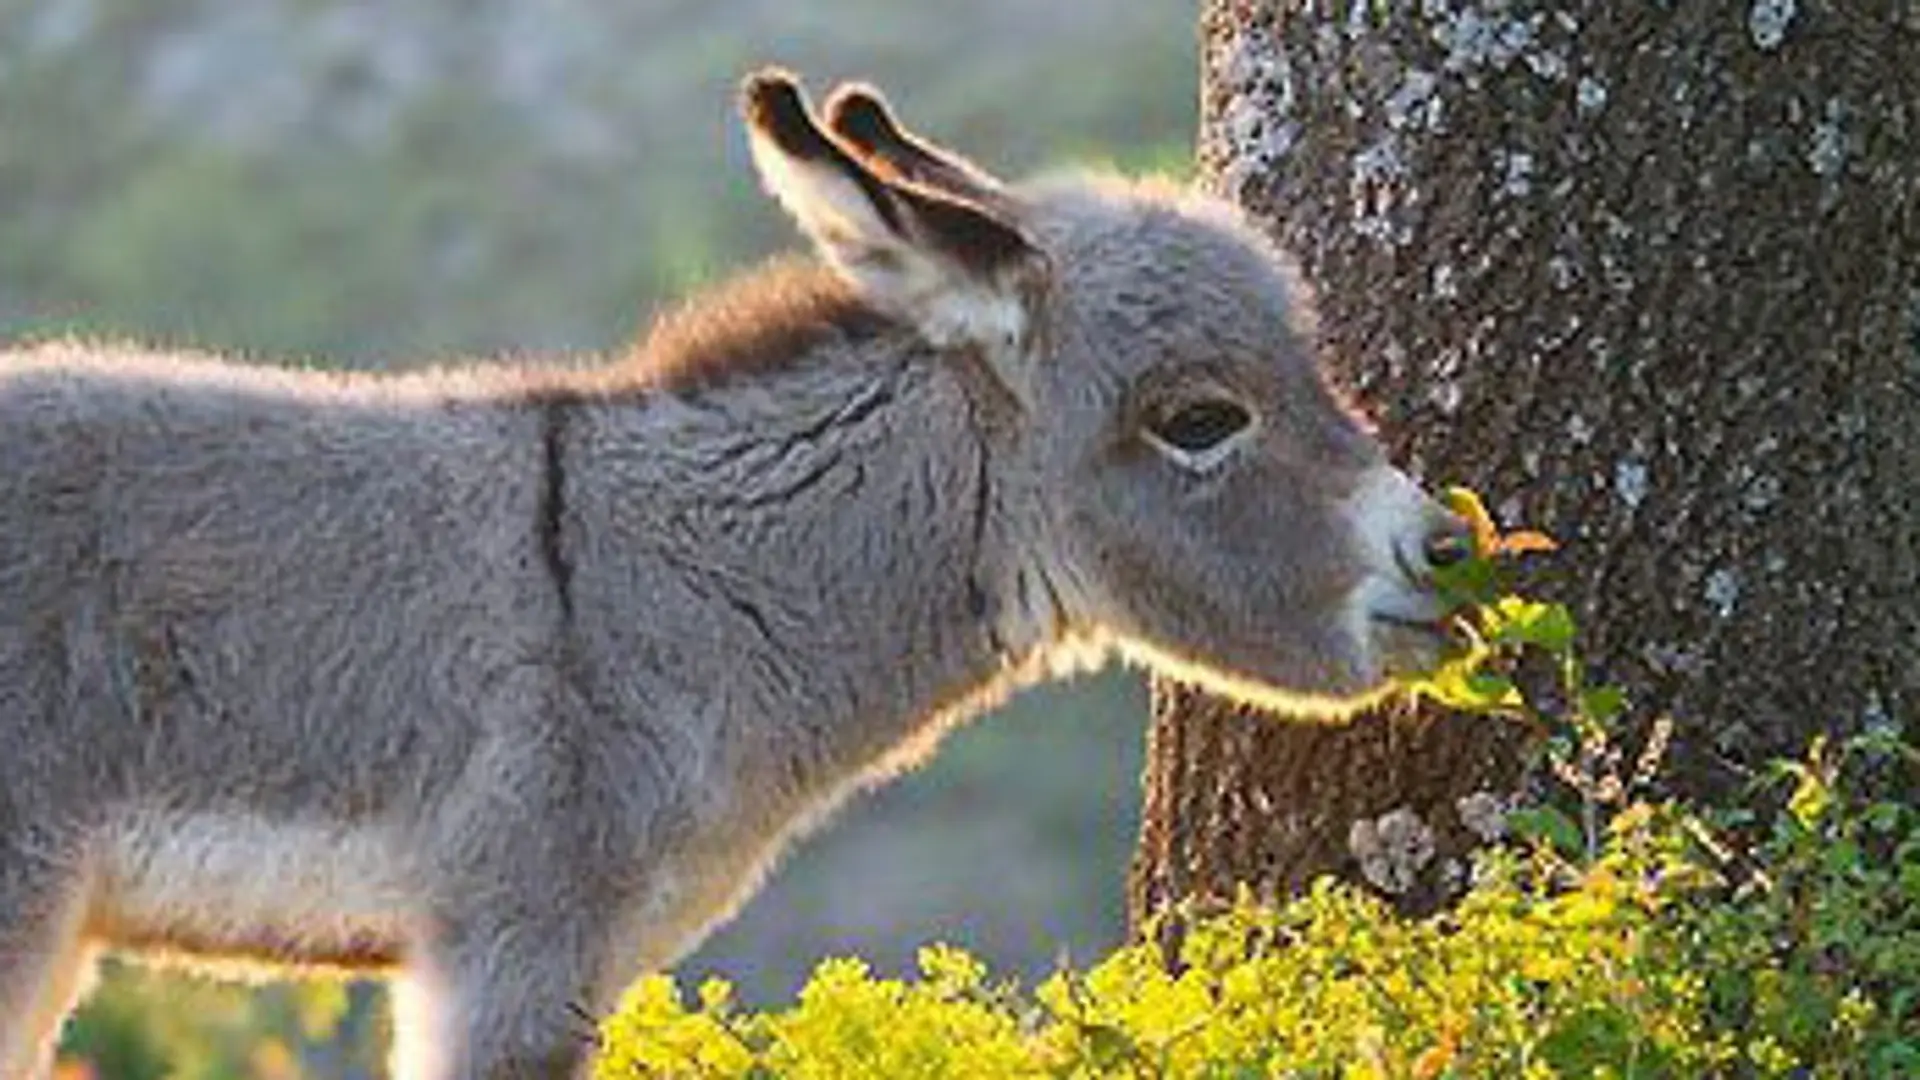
[1148,399,1254,455]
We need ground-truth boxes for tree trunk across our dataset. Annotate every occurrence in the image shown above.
[1131,1,1918,930]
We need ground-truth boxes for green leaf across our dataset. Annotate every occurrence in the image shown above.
[1466,673,1523,707]
[1488,598,1576,652]
[1539,1006,1649,1075]
[1508,806,1586,859]
[1528,604,1577,652]
[1579,685,1626,724]
[1413,663,1524,713]
[1864,801,1912,833]
[1431,555,1498,605]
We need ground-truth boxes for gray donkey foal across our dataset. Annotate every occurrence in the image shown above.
[0,72,1466,1078]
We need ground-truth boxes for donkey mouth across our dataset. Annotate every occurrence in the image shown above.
[1368,609,1461,678]
[1369,612,1452,639]
[1349,569,1463,682]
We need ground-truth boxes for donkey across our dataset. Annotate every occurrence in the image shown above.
[0,70,1465,1078]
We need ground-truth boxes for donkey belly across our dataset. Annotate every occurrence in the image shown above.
[89,810,419,976]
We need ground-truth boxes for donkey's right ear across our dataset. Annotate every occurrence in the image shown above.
[823,82,1009,209]
[741,70,1048,385]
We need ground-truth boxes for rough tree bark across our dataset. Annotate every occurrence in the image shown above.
[1131,1,1917,927]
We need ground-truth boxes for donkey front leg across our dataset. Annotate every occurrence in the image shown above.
[396,762,652,1080]
[0,852,98,1080]
[396,893,630,1080]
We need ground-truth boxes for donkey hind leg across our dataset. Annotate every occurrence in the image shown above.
[394,908,617,1080]
[0,863,99,1080]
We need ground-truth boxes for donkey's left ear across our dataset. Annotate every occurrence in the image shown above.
[741,69,1048,396]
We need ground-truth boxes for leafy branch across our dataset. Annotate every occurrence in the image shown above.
[1403,487,1651,862]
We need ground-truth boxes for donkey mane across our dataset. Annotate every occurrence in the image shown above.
[627,254,897,392]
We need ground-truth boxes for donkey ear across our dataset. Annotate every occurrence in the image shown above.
[823,83,1009,208]
[741,70,1047,386]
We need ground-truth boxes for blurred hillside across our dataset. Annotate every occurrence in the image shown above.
[1,0,1194,360]
[0,0,1195,1075]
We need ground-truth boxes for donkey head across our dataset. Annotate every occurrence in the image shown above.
[741,70,1467,714]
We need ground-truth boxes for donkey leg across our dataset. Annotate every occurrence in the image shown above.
[0,855,98,1080]
[397,901,624,1080]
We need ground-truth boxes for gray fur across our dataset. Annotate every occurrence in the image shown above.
[0,72,1461,1079]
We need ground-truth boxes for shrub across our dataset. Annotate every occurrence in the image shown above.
[597,732,1917,1078]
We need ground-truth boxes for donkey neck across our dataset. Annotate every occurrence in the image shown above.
[553,337,1057,817]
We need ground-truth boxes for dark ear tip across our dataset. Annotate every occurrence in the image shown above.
[740,67,804,127]
[823,83,895,141]
[741,68,833,160]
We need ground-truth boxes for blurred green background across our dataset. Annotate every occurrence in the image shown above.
[0,1,1195,1075]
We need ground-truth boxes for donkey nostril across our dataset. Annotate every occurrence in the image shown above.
[1424,530,1473,570]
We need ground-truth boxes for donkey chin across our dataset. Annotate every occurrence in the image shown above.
[1109,603,1443,724]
